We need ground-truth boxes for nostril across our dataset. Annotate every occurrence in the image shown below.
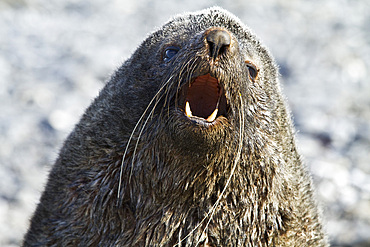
[206,29,231,60]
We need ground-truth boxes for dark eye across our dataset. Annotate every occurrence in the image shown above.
[245,61,258,82]
[163,46,180,62]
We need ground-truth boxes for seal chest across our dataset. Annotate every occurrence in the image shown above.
[23,7,328,247]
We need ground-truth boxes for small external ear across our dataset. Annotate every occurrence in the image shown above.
[245,61,258,82]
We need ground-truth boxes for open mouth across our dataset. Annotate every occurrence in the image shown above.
[180,74,227,123]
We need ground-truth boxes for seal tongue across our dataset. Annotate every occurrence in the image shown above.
[185,74,221,122]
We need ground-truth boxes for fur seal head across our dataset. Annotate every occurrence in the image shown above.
[122,7,277,157]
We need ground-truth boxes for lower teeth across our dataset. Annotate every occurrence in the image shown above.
[185,101,218,122]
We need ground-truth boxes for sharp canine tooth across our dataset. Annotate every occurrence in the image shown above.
[185,101,193,117]
[206,108,218,122]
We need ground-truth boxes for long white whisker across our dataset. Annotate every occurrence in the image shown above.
[175,95,245,247]
[129,89,166,180]
[174,58,196,109]
[117,75,175,201]
[195,94,245,246]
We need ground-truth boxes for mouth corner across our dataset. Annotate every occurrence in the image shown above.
[178,73,228,124]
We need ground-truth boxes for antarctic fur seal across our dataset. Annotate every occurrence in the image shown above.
[23,7,328,246]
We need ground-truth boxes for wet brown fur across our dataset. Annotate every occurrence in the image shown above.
[23,7,328,246]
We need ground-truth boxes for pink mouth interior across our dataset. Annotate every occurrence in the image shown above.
[185,74,220,119]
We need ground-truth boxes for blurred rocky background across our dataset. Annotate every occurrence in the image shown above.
[0,0,369,246]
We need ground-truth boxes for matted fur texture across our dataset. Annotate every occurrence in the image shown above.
[23,7,328,246]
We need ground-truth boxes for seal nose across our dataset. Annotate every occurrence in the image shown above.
[206,29,231,60]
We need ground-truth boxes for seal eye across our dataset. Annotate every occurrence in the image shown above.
[163,46,180,62]
[245,61,258,82]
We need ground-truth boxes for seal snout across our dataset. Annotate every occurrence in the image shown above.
[206,28,231,60]
[176,28,232,125]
